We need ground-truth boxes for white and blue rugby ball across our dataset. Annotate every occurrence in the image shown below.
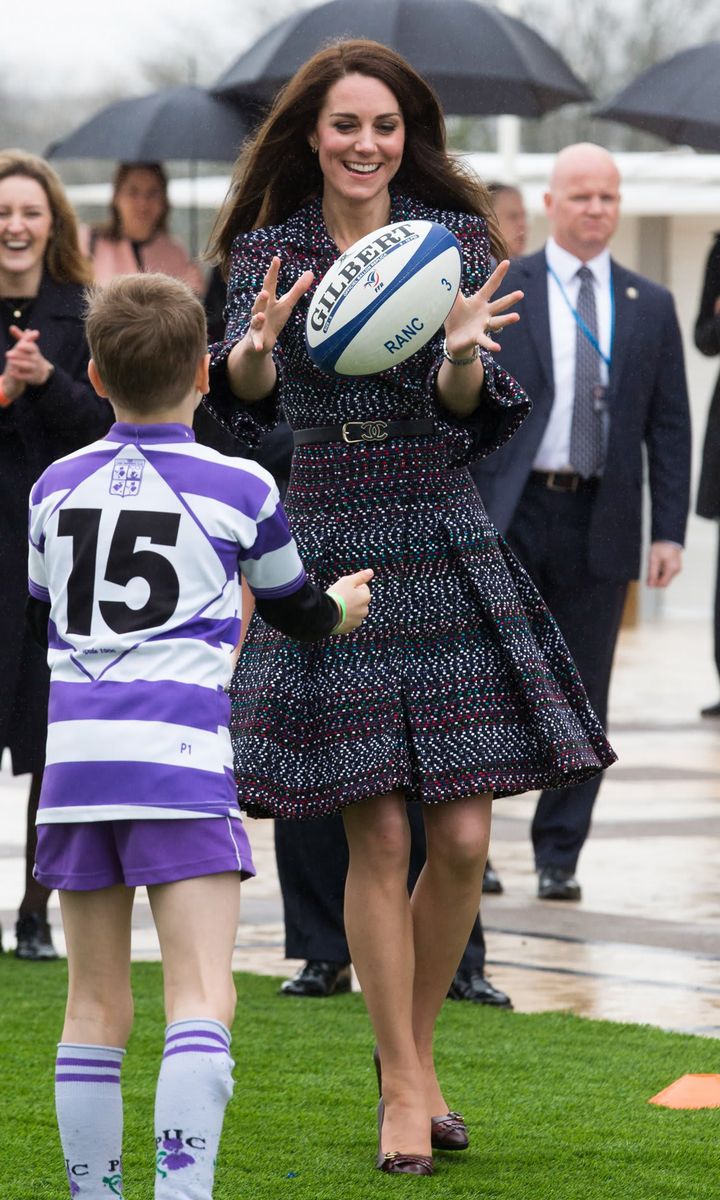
[305,219,462,376]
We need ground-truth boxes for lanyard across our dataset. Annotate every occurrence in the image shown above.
[546,263,614,371]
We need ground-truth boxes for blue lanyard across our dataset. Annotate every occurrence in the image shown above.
[546,263,614,371]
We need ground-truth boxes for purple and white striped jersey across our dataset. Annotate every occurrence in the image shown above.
[28,422,306,824]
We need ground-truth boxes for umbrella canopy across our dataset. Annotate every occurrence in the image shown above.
[213,0,591,117]
[595,42,720,151]
[47,85,252,162]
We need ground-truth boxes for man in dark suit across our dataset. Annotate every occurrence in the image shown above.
[472,143,691,900]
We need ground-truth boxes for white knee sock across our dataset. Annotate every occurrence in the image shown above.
[154,1019,234,1200]
[55,1042,126,1199]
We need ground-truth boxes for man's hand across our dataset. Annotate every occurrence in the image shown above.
[327,568,374,633]
[646,541,682,588]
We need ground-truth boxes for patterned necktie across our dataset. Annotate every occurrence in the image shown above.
[569,264,604,478]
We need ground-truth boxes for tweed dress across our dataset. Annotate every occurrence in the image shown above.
[207,189,616,819]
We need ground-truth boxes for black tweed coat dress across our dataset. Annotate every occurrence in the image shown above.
[207,189,616,819]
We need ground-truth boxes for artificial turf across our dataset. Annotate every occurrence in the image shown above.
[0,959,716,1199]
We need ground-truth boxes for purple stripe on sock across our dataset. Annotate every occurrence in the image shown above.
[48,680,229,733]
[39,760,237,814]
[165,1028,229,1046]
[163,1044,229,1059]
[56,1057,123,1069]
[55,1073,122,1084]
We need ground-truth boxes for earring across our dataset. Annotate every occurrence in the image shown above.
[310,144,318,154]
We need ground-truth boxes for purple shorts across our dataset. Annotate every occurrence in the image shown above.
[34,815,256,891]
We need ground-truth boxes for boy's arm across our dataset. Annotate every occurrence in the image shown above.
[254,579,341,641]
[254,568,372,640]
[27,596,51,649]
[240,476,372,641]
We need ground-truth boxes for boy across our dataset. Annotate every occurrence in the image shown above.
[27,273,372,1200]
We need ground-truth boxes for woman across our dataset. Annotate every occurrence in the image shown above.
[0,149,111,959]
[695,232,720,716]
[86,161,203,294]
[206,41,615,1174]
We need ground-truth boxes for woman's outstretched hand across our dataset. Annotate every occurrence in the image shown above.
[245,256,314,355]
[443,259,523,358]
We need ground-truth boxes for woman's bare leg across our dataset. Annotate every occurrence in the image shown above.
[411,794,492,1116]
[342,792,430,1156]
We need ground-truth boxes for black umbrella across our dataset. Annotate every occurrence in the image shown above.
[46,85,253,257]
[213,0,591,117]
[595,43,720,151]
[46,85,251,162]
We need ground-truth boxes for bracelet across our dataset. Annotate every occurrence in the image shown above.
[441,338,481,367]
[327,590,347,634]
[0,379,14,408]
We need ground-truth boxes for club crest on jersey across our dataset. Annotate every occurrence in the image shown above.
[110,458,145,497]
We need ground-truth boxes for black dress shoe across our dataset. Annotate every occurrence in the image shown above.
[700,700,720,719]
[482,860,504,894]
[447,968,512,1009]
[537,867,582,901]
[15,913,59,961]
[279,960,352,997]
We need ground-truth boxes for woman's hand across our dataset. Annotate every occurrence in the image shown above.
[245,256,314,355]
[4,325,54,392]
[226,257,314,402]
[443,259,523,358]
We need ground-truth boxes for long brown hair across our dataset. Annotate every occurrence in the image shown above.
[94,162,170,241]
[0,149,92,286]
[208,39,504,274]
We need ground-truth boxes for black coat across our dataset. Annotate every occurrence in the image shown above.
[695,234,720,520]
[0,273,111,772]
[471,250,691,582]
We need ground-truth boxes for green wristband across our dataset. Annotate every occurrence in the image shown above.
[327,590,347,634]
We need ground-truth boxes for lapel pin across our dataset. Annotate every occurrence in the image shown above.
[626,286,639,300]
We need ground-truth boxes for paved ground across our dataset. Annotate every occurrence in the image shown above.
[2,619,719,1037]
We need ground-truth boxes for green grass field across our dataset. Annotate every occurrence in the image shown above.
[1,959,716,1199]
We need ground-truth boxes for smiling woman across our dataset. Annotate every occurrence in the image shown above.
[204,37,615,1181]
[0,149,111,961]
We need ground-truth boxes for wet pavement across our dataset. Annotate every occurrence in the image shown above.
[2,619,719,1037]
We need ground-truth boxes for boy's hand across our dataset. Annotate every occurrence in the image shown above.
[327,568,374,634]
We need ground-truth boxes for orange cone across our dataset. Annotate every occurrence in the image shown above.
[649,1074,720,1109]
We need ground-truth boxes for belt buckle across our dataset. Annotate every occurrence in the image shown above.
[341,420,388,445]
[546,471,578,493]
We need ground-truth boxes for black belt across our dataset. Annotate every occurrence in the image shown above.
[530,470,600,493]
[294,418,435,446]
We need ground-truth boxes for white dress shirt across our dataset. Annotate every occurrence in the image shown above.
[533,238,613,473]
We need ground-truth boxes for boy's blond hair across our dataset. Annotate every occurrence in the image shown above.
[85,273,207,412]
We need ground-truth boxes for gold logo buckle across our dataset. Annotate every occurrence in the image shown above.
[341,420,388,444]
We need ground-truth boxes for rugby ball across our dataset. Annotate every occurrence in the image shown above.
[305,219,461,376]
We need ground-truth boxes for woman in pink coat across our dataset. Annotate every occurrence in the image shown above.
[85,162,203,294]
